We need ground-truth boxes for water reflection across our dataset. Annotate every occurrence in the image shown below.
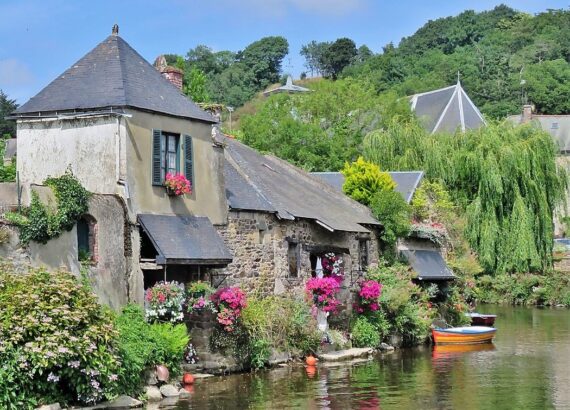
[168,306,570,410]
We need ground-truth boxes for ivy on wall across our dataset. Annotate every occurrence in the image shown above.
[5,170,91,244]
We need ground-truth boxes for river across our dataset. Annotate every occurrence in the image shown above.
[167,305,570,410]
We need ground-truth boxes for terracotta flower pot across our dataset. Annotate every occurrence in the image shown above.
[183,372,195,385]
[305,355,317,366]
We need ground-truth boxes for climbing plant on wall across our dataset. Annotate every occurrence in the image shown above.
[363,118,567,274]
[6,170,91,244]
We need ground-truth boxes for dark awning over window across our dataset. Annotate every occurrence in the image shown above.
[401,249,455,281]
[138,214,232,266]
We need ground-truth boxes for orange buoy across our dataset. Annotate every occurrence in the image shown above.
[305,355,317,366]
[305,365,317,378]
[183,372,195,385]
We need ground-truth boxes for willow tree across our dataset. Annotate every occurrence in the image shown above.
[364,118,567,274]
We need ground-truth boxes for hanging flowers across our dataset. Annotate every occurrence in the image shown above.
[164,172,192,196]
[355,279,383,313]
[210,287,247,332]
[145,281,185,323]
[305,277,341,313]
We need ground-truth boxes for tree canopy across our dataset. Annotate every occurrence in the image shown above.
[0,90,17,138]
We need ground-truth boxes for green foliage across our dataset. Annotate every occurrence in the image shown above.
[8,170,91,244]
[0,136,16,182]
[114,304,189,396]
[184,67,209,103]
[364,119,566,274]
[321,38,357,79]
[0,348,38,409]
[341,157,396,205]
[411,180,455,222]
[0,89,17,138]
[345,7,570,117]
[369,189,411,255]
[475,271,570,306]
[0,264,121,406]
[351,317,380,348]
[365,262,435,346]
[239,78,401,171]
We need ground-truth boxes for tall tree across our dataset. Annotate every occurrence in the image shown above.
[321,38,357,79]
[239,36,289,89]
[0,90,18,138]
[300,40,330,77]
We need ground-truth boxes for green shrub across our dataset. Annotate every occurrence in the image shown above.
[0,347,37,409]
[341,156,396,205]
[249,338,271,369]
[115,304,189,395]
[351,317,380,348]
[0,264,121,407]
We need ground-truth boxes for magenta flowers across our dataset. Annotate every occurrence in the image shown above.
[210,287,247,332]
[305,277,341,313]
[356,280,383,313]
[164,172,191,196]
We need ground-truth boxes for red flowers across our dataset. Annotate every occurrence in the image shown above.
[356,279,383,314]
[164,172,191,196]
[210,287,247,332]
[305,277,341,313]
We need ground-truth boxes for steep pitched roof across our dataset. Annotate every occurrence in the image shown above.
[223,138,379,233]
[310,171,424,204]
[410,81,486,134]
[14,33,214,123]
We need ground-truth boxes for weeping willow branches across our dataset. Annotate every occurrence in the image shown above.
[364,119,567,273]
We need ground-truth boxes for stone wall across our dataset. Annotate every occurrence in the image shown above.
[217,210,380,300]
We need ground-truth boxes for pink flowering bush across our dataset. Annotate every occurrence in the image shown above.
[355,279,383,313]
[145,281,185,323]
[305,277,341,313]
[164,172,191,196]
[210,287,247,332]
[186,281,216,314]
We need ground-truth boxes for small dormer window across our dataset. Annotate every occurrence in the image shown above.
[152,129,194,190]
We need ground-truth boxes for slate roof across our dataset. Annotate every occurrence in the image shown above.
[310,171,424,204]
[410,81,486,134]
[138,214,232,265]
[507,114,570,153]
[223,137,379,233]
[401,249,455,281]
[14,33,214,123]
[263,76,310,96]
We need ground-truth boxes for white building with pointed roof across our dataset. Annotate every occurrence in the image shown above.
[410,81,486,134]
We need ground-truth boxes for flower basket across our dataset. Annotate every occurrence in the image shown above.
[164,172,191,196]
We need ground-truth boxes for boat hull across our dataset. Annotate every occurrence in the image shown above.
[432,326,496,345]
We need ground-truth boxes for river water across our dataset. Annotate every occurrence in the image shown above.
[169,305,570,410]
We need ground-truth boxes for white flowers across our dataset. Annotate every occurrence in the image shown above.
[47,372,60,383]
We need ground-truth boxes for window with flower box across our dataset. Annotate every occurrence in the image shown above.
[152,129,194,189]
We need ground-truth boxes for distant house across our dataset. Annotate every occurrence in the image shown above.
[263,76,310,96]
[10,27,232,308]
[410,81,486,134]
[508,105,570,154]
[312,171,455,283]
[221,138,381,295]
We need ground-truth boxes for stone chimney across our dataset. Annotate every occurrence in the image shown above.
[153,55,183,91]
[522,104,533,123]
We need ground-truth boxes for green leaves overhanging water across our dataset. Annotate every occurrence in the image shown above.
[364,119,567,273]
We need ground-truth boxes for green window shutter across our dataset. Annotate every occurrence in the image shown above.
[152,129,162,186]
[184,135,194,190]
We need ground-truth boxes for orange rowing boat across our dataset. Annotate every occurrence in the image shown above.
[431,326,496,344]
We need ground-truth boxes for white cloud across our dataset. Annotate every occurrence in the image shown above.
[0,59,34,87]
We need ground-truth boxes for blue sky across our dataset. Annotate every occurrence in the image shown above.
[0,0,567,104]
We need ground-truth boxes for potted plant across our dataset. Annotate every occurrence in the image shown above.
[186,281,216,314]
[210,287,247,332]
[305,277,341,332]
[145,281,185,323]
[164,172,191,196]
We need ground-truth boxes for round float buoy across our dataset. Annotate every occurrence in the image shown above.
[305,355,317,366]
[183,372,195,385]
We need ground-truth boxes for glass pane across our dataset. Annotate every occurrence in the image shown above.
[168,153,177,172]
[161,168,165,181]
[168,135,177,151]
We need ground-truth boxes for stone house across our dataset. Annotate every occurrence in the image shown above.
[8,27,232,308]
[220,137,382,298]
